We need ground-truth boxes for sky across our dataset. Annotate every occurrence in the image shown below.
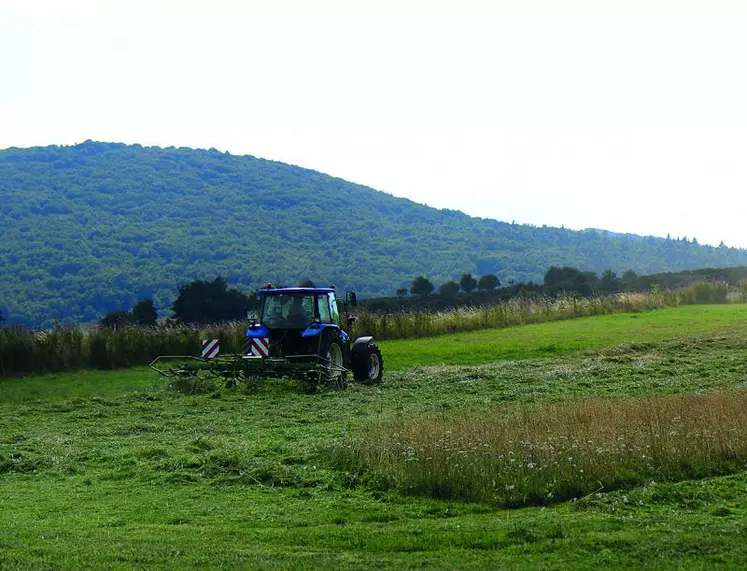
[2,0,746,247]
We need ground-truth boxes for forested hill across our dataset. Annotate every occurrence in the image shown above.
[2,141,747,327]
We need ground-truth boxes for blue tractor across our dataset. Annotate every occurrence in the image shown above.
[242,285,383,388]
[151,285,383,390]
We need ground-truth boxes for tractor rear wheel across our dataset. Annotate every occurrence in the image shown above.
[353,343,383,385]
[320,331,348,389]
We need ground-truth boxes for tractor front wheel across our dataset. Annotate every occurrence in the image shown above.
[353,343,383,385]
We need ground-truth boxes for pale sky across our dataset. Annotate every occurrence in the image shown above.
[2,0,746,247]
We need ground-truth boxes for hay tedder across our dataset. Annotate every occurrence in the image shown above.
[150,285,383,390]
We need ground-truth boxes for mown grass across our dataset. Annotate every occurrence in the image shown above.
[0,367,159,404]
[1,307,746,567]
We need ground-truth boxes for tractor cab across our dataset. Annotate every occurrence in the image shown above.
[258,288,340,329]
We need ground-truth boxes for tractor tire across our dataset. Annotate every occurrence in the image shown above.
[320,331,348,389]
[352,343,383,385]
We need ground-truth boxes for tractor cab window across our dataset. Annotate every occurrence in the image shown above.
[317,295,331,323]
[262,294,315,328]
[329,293,340,325]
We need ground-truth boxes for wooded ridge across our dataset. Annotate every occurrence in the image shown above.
[2,140,745,327]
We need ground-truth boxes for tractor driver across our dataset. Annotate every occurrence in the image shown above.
[285,296,310,327]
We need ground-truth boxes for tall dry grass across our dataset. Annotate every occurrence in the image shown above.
[329,391,747,506]
[0,322,249,378]
[0,281,737,377]
[352,281,733,341]
[352,294,645,341]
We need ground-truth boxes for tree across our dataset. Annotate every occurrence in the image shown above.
[299,279,316,288]
[478,274,500,291]
[620,269,639,290]
[396,288,409,298]
[132,299,158,326]
[598,270,620,294]
[438,280,460,298]
[0,309,4,324]
[172,277,253,324]
[410,276,434,298]
[543,266,565,290]
[543,266,598,296]
[100,310,133,328]
[459,273,477,293]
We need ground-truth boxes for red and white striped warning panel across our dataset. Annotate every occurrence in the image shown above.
[250,337,270,358]
[201,339,220,359]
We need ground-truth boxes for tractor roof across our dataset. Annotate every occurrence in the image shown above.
[258,287,335,295]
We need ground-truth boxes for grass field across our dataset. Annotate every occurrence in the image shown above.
[1,305,746,567]
[380,304,747,370]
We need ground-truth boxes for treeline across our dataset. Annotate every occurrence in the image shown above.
[3,264,745,334]
[87,265,744,328]
[361,266,747,313]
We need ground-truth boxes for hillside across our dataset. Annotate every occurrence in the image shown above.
[2,141,747,327]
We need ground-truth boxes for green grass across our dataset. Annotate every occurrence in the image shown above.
[379,304,747,370]
[0,367,160,404]
[1,305,746,567]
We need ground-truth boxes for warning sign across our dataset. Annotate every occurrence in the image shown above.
[250,337,270,358]
[201,339,220,359]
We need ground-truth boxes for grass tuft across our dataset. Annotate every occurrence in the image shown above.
[329,391,747,507]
